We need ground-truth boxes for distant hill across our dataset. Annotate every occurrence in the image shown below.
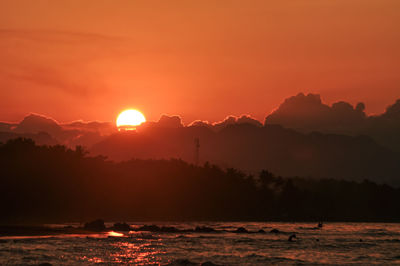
[91,123,400,186]
[0,131,58,146]
[2,93,400,187]
[0,113,115,148]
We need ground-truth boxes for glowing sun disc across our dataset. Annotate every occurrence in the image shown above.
[116,109,146,128]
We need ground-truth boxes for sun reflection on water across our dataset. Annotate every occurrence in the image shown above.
[107,231,124,237]
[3,222,400,265]
[108,241,165,264]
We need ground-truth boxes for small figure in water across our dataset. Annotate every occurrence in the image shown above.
[288,233,297,242]
[318,222,323,228]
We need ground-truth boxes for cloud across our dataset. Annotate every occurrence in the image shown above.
[186,115,263,131]
[0,29,121,43]
[212,115,237,131]
[236,115,263,127]
[265,92,400,151]
[381,99,400,120]
[156,114,184,128]
[3,103,400,186]
[3,92,400,153]
[62,120,116,135]
[212,115,262,131]
[187,120,212,128]
[14,113,62,135]
[265,93,366,134]
[91,110,400,186]
[0,122,14,132]
[0,113,115,148]
[5,66,92,96]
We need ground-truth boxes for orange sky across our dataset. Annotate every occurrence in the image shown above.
[1,0,399,124]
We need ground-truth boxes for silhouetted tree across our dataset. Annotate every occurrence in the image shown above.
[1,138,400,223]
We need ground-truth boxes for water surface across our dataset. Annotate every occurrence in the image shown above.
[1,222,400,265]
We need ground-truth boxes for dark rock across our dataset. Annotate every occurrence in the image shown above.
[166,259,197,266]
[160,226,180,233]
[235,227,248,233]
[270,228,281,234]
[288,233,297,242]
[201,262,220,266]
[113,222,131,231]
[84,219,106,231]
[257,229,266,233]
[137,225,180,232]
[195,226,215,233]
[138,224,161,232]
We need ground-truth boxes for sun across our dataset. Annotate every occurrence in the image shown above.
[116,109,146,130]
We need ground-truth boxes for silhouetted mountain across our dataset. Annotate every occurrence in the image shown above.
[265,93,400,151]
[2,94,400,185]
[91,121,400,186]
[62,120,116,135]
[1,138,400,223]
[0,113,115,148]
[0,122,15,132]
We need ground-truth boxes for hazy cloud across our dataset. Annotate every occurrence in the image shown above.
[5,67,91,96]
[0,29,121,44]
[0,29,123,97]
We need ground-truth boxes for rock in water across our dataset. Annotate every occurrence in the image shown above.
[113,222,131,231]
[195,226,215,233]
[235,227,248,233]
[270,228,281,234]
[84,219,106,231]
[288,234,297,242]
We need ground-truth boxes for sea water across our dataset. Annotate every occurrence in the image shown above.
[1,222,400,265]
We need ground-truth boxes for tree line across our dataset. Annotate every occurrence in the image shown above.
[1,138,399,223]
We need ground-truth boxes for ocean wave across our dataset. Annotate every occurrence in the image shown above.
[2,222,400,265]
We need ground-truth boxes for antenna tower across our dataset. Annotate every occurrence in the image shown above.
[194,137,200,166]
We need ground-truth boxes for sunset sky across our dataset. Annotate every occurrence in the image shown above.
[1,0,399,124]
